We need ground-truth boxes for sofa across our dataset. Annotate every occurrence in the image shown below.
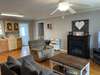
[0,55,58,75]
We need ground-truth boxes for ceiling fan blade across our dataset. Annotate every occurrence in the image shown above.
[67,0,93,7]
[72,3,91,7]
[50,8,58,15]
[68,7,76,14]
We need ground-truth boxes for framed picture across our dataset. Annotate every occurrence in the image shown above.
[47,24,52,30]
[72,19,89,32]
[5,21,19,32]
[13,22,19,31]
[5,21,13,32]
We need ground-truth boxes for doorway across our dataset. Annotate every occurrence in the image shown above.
[38,22,44,39]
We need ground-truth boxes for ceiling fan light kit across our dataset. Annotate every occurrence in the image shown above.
[50,1,77,16]
[58,2,71,11]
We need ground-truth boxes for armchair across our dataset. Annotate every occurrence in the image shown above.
[29,40,53,62]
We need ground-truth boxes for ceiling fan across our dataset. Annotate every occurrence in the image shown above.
[50,0,91,15]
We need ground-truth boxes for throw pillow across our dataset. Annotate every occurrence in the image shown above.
[21,60,38,75]
[22,60,36,71]
[22,57,42,74]
[6,56,21,67]
[22,55,35,64]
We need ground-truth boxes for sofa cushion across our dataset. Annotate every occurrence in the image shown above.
[23,59,36,71]
[6,56,21,68]
[21,55,42,74]
[21,60,38,75]
[21,55,35,64]
[1,64,17,75]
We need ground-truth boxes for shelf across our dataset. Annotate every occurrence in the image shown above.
[53,64,80,75]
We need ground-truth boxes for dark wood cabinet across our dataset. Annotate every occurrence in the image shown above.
[67,35,90,58]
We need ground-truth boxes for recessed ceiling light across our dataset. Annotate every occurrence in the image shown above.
[0,13,24,17]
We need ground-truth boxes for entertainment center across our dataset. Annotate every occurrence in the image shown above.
[67,34,90,58]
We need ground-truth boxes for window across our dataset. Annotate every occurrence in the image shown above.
[20,27,25,36]
[0,21,4,35]
[19,22,29,46]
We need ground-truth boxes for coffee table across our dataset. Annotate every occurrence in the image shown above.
[50,53,90,75]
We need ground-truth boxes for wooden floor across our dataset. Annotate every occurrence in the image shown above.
[0,46,99,75]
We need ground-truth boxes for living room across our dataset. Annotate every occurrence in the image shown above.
[0,0,100,75]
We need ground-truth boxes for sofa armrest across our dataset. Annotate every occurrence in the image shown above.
[1,64,17,75]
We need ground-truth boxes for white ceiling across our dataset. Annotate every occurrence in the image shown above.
[0,0,100,20]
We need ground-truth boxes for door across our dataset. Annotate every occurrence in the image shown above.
[38,23,44,39]
[19,22,29,46]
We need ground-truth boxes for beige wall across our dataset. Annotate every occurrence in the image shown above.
[34,10,100,50]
